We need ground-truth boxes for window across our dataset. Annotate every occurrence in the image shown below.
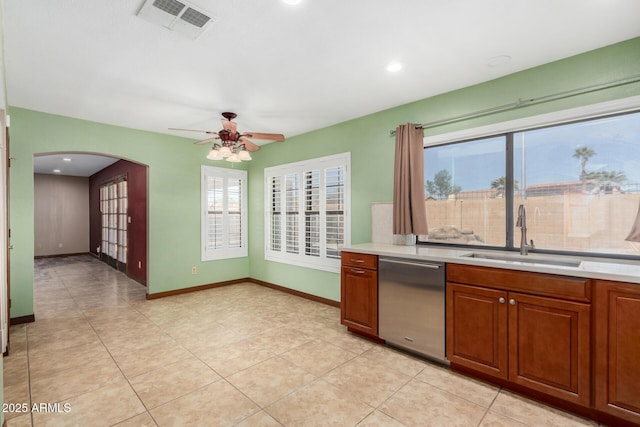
[420,109,640,259]
[265,153,350,272]
[100,177,128,271]
[421,136,506,246]
[201,166,247,260]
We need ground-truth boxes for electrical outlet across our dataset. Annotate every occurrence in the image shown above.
[191,266,197,274]
[58,243,63,248]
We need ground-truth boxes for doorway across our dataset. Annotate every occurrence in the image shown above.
[100,176,128,273]
[33,153,148,286]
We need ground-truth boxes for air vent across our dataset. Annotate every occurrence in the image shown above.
[180,7,210,28]
[137,0,215,39]
[153,0,185,16]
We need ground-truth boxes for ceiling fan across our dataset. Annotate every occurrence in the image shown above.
[170,112,285,162]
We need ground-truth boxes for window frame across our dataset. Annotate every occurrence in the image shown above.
[264,152,351,273]
[100,175,128,271]
[418,96,640,261]
[201,165,248,261]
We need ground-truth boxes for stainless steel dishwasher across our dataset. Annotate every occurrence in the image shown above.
[378,257,447,363]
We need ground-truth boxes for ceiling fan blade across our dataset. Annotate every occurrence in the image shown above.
[194,136,219,145]
[239,137,261,152]
[169,127,217,134]
[242,132,285,142]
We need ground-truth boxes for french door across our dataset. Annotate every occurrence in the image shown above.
[100,176,128,272]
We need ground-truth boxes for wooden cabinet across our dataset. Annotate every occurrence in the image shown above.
[447,283,508,378]
[594,280,640,425]
[340,252,378,337]
[447,264,591,406]
[508,292,590,406]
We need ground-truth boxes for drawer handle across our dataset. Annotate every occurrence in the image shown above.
[382,259,440,269]
[350,269,365,274]
[499,297,505,304]
[350,259,365,263]
[509,299,516,305]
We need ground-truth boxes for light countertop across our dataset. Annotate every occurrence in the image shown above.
[344,243,640,284]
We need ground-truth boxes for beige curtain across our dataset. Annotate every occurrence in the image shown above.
[393,123,428,235]
[625,201,640,242]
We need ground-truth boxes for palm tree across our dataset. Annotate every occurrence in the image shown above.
[587,170,627,193]
[587,170,627,182]
[573,146,595,191]
[490,176,519,198]
[573,146,595,180]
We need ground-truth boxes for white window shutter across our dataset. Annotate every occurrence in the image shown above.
[264,153,351,272]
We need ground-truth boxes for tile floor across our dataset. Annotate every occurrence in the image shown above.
[3,255,601,426]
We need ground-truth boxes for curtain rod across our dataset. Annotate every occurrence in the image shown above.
[389,73,640,136]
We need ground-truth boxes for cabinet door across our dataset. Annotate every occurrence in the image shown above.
[446,283,508,379]
[594,281,640,424]
[508,292,590,406]
[341,266,378,336]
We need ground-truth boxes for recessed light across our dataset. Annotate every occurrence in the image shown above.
[62,157,72,162]
[386,61,403,73]
[488,55,511,67]
[282,0,302,5]
[53,169,61,173]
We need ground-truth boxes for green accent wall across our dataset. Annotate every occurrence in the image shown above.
[7,37,640,318]
[8,109,249,317]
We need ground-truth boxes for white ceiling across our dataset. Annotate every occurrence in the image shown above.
[33,154,119,176]
[4,0,640,148]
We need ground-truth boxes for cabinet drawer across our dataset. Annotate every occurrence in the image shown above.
[447,263,591,302]
[341,252,378,270]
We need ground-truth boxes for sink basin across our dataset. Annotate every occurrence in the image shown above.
[461,252,582,268]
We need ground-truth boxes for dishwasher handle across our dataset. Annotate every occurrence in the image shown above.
[380,258,441,269]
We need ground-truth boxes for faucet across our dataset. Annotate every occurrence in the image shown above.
[516,204,535,255]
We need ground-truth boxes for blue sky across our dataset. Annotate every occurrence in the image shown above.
[424,111,640,192]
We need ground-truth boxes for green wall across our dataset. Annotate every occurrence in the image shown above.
[247,37,640,301]
[8,109,249,317]
[7,37,640,317]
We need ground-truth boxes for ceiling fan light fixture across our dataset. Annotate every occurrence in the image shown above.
[238,150,252,161]
[226,153,241,163]
[176,111,284,162]
[219,145,232,157]
[206,148,222,160]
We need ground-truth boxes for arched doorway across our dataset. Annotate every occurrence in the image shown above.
[33,152,149,285]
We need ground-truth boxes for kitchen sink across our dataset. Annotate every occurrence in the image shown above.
[461,252,582,268]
